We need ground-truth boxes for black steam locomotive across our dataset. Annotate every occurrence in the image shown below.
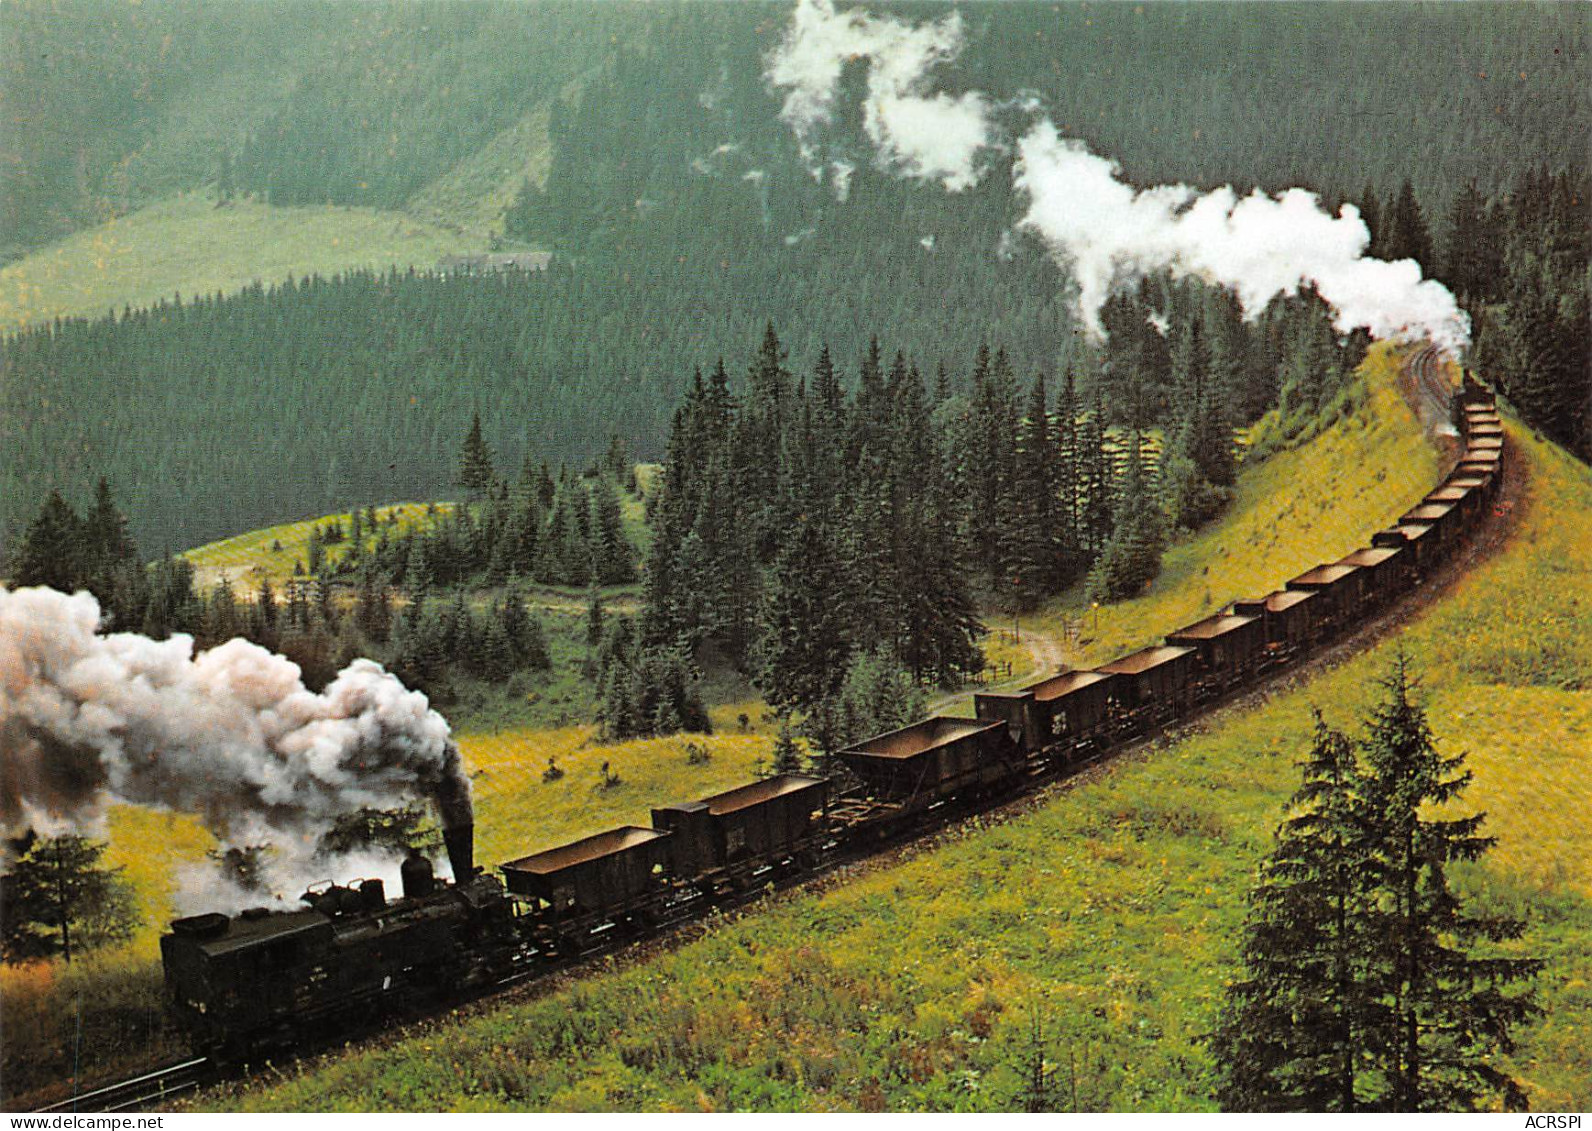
[161,379,1505,1061]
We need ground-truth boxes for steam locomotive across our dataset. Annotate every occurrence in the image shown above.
[161,378,1505,1061]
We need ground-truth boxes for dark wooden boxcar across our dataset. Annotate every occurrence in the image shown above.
[974,670,1120,756]
[1166,612,1264,696]
[838,717,1018,811]
[652,774,828,882]
[1398,500,1460,553]
[501,826,671,926]
[1285,562,1365,634]
[974,689,1040,751]
[1468,435,1504,456]
[1373,522,1437,573]
[1233,589,1323,659]
[1455,460,1499,501]
[1447,473,1491,507]
[1095,644,1197,728]
[1424,482,1481,522]
[1028,669,1117,750]
[1337,544,1409,604]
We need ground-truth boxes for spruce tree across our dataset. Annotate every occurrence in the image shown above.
[456,410,496,499]
[9,489,84,592]
[1011,371,1061,605]
[1214,659,1540,1113]
[0,836,139,963]
[1353,657,1539,1111]
[755,515,850,713]
[1213,716,1372,1111]
[1383,179,1434,268]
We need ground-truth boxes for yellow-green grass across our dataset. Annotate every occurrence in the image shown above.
[464,718,778,870]
[182,503,455,595]
[0,194,481,336]
[205,418,1591,1112]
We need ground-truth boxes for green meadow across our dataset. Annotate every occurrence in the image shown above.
[0,194,481,336]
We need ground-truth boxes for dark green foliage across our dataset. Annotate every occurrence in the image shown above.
[801,646,927,761]
[1089,433,1164,601]
[596,620,711,742]
[754,516,849,714]
[1213,716,1372,1111]
[0,836,140,964]
[5,479,173,635]
[456,412,496,499]
[1382,180,1434,268]
[7,490,84,593]
[1438,180,1501,304]
[1471,167,1590,460]
[1212,660,1540,1112]
[643,328,982,716]
[767,719,805,777]
[13,3,1586,555]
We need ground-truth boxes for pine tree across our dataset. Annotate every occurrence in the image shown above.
[768,718,805,776]
[1011,371,1061,605]
[9,489,84,592]
[1353,657,1539,1111]
[0,835,139,963]
[590,476,634,584]
[755,515,850,713]
[456,410,496,499]
[1213,716,1372,1111]
[1079,384,1115,557]
[1383,179,1434,268]
[1214,659,1540,1113]
[1091,430,1162,600]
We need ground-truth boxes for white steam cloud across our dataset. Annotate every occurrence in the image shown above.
[765,0,994,191]
[766,0,1469,352]
[0,586,471,885]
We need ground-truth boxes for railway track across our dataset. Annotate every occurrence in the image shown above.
[31,1057,210,1114]
[1407,343,1459,436]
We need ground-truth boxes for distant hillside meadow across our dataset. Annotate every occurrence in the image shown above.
[2,0,1586,555]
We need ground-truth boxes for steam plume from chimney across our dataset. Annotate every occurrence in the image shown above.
[0,586,471,869]
[766,0,1470,353]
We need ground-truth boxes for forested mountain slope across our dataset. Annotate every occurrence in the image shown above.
[3,1,1584,556]
[6,1,1583,259]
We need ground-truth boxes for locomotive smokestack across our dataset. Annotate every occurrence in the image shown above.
[442,823,474,883]
[432,741,474,881]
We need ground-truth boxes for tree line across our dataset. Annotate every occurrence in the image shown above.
[627,294,1364,747]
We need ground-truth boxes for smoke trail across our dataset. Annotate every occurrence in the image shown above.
[0,586,471,873]
[766,0,1470,352]
[765,0,994,191]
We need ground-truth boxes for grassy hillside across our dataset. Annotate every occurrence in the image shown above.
[0,195,480,336]
[197,412,1591,1113]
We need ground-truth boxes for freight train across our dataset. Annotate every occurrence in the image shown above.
[161,377,1506,1061]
